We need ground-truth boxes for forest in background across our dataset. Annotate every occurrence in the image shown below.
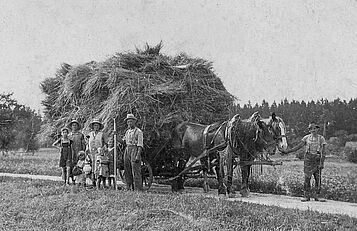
[232,98,357,142]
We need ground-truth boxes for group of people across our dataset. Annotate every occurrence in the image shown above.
[52,113,144,191]
[52,113,328,201]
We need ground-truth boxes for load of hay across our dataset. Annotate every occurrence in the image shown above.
[40,43,235,151]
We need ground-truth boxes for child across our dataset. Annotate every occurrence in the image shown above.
[73,151,86,187]
[83,150,94,187]
[52,127,74,185]
[95,147,110,189]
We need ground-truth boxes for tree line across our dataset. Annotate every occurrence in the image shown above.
[231,98,357,140]
[1,91,357,153]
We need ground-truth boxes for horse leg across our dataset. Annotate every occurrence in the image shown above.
[217,151,227,195]
[226,149,235,197]
[201,156,210,193]
[177,158,186,192]
[171,155,187,192]
[240,164,251,197]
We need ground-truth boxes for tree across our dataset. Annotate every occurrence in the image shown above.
[319,108,335,138]
[0,93,42,154]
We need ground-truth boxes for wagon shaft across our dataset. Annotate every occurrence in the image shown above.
[238,160,283,166]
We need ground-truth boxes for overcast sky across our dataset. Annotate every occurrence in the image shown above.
[1,0,357,112]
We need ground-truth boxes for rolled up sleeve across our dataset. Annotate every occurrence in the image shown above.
[137,130,144,148]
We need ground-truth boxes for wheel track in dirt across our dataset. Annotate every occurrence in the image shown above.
[1,172,356,219]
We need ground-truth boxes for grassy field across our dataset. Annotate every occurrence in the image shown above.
[0,176,356,231]
[0,148,59,176]
[1,149,356,203]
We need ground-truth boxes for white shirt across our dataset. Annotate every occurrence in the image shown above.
[123,127,143,148]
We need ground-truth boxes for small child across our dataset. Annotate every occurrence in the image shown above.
[73,151,86,187]
[83,150,94,187]
[96,147,110,189]
[107,138,118,187]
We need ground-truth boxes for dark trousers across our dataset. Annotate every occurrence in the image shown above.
[304,169,321,197]
[124,146,142,191]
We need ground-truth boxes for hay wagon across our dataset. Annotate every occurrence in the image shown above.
[116,126,282,191]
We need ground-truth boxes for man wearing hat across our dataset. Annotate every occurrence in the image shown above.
[68,120,86,168]
[123,113,144,191]
[87,118,108,186]
[281,122,327,202]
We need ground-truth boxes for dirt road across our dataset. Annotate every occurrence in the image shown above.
[1,172,356,219]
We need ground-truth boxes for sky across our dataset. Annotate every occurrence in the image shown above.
[1,0,357,112]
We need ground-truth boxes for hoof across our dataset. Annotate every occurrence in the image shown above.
[228,193,235,198]
[202,183,210,193]
[218,194,226,198]
[240,188,250,197]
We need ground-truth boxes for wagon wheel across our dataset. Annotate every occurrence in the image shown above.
[141,160,153,190]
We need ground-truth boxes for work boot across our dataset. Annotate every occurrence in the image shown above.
[314,195,326,202]
[301,192,310,202]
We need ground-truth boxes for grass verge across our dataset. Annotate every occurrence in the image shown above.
[0,177,356,231]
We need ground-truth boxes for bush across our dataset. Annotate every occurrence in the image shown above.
[345,147,357,163]
[325,143,344,156]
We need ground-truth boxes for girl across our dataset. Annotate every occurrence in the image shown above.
[107,137,119,187]
[52,127,74,185]
[96,147,109,189]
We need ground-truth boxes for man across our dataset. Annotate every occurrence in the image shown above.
[123,113,143,191]
[281,122,327,202]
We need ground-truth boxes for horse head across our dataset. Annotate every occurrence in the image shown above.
[254,118,276,154]
[267,113,288,152]
[242,112,276,154]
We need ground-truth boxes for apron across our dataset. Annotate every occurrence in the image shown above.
[88,131,104,174]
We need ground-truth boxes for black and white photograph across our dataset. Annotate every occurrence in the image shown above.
[0,0,356,230]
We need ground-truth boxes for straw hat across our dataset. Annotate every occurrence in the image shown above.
[124,113,137,122]
[89,119,104,130]
[68,119,81,129]
[61,127,70,133]
[308,122,320,130]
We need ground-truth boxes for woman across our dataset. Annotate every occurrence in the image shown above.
[68,119,86,184]
[68,119,86,165]
[87,119,108,186]
[281,122,327,202]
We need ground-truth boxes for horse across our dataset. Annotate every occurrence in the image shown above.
[169,120,228,192]
[169,112,287,193]
[219,112,285,197]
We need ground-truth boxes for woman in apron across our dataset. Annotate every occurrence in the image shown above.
[87,119,108,187]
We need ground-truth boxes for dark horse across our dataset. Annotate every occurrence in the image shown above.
[219,113,278,197]
[170,120,228,192]
[170,112,286,194]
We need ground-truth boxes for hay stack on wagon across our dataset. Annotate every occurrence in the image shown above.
[40,43,235,150]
